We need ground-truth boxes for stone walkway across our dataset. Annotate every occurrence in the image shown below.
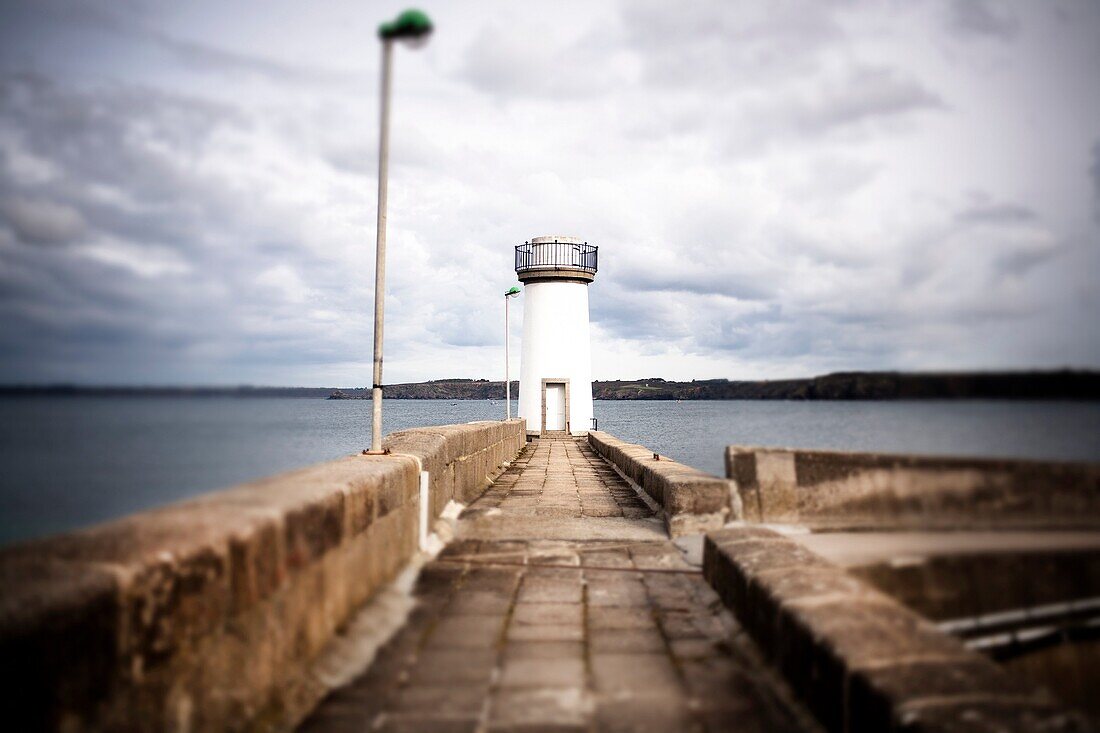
[299,438,816,733]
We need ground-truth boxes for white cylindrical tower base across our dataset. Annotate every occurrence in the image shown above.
[518,280,594,435]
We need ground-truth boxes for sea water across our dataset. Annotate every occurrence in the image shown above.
[1,397,1097,545]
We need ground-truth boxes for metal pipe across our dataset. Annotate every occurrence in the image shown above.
[369,39,393,453]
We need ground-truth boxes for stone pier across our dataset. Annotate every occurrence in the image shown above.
[298,437,815,732]
[5,427,1094,732]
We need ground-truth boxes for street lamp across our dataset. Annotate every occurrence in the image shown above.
[367,9,433,455]
[504,286,521,420]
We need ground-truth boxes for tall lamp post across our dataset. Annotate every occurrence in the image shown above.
[504,286,521,419]
[367,9,433,455]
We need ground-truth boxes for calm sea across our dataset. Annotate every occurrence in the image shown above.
[1,397,1098,546]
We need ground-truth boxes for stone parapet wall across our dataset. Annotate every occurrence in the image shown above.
[0,419,525,732]
[588,431,738,535]
[727,445,1100,529]
[703,526,1091,733]
[385,419,526,517]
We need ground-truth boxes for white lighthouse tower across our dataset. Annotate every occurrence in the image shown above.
[515,236,598,437]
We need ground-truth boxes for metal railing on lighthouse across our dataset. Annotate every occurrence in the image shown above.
[515,241,598,275]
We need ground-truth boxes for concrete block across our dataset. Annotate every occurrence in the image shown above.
[725,445,1100,530]
[702,525,1084,733]
[588,431,732,536]
[284,490,346,569]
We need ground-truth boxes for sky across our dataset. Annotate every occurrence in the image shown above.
[1,0,1098,386]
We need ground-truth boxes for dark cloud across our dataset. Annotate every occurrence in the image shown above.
[0,0,351,86]
[947,0,1019,39]
[995,246,1059,279]
[954,202,1037,225]
[622,0,846,88]
[619,265,773,302]
[0,196,86,244]
[793,65,944,134]
[458,23,624,99]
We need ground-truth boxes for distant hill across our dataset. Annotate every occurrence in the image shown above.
[3,370,1097,400]
[328,379,518,400]
[330,370,1100,401]
[588,370,1100,400]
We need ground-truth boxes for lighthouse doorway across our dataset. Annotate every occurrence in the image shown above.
[541,379,569,434]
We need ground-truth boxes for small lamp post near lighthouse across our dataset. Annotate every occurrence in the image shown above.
[515,237,599,437]
[366,9,433,455]
[504,286,521,420]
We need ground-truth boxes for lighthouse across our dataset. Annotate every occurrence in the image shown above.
[515,236,598,436]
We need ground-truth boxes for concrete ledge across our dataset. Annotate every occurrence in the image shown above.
[703,526,1091,732]
[796,532,1100,622]
[0,419,525,732]
[727,445,1100,530]
[588,431,739,536]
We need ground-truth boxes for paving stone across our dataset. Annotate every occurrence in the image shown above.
[503,641,586,661]
[462,568,522,593]
[588,607,656,630]
[489,687,592,728]
[591,654,681,692]
[512,602,584,626]
[584,506,623,518]
[519,580,584,604]
[595,694,699,733]
[406,648,496,686]
[424,615,505,648]
[391,683,489,717]
[525,566,582,581]
[507,621,584,642]
[590,628,667,654]
[500,657,586,688]
[587,579,650,607]
[447,590,513,615]
[581,550,634,568]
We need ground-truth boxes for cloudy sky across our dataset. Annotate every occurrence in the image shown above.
[1,0,1098,386]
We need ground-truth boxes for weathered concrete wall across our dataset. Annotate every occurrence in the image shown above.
[703,526,1091,732]
[727,445,1100,530]
[384,419,527,517]
[850,547,1100,622]
[588,431,739,535]
[0,419,525,732]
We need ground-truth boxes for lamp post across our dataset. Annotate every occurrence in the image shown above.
[504,286,521,420]
[367,9,433,454]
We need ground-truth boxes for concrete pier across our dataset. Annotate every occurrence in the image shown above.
[299,436,816,732]
[3,426,1095,731]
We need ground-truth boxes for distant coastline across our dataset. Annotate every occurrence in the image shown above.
[2,370,1098,400]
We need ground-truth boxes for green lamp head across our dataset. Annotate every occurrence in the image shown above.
[379,9,433,43]
[505,286,521,297]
